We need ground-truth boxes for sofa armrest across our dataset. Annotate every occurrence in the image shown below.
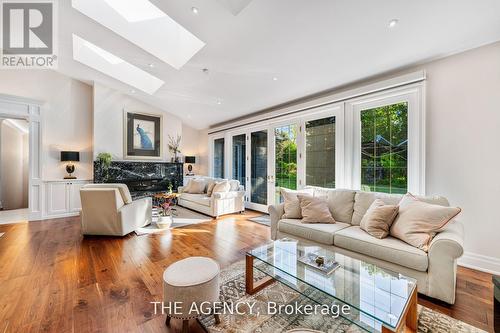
[118,197,152,233]
[426,220,464,304]
[269,203,285,240]
[178,186,185,193]
[429,220,464,259]
[213,191,245,200]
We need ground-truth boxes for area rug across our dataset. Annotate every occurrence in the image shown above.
[135,206,212,235]
[198,260,486,333]
[248,214,271,227]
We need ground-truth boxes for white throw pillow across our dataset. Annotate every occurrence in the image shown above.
[360,199,399,239]
[390,193,461,251]
[228,179,240,191]
[186,179,207,194]
[281,188,315,219]
[212,180,230,193]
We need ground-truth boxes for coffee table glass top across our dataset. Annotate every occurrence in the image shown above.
[246,239,417,332]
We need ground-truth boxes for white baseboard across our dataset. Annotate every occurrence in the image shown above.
[458,252,500,275]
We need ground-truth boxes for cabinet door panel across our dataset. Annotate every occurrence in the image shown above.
[69,182,86,212]
[47,183,68,215]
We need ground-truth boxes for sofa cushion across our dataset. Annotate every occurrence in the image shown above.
[359,199,399,239]
[186,179,207,194]
[334,226,428,272]
[297,194,336,224]
[278,219,350,245]
[352,192,402,226]
[180,193,211,207]
[352,191,450,226]
[308,187,356,224]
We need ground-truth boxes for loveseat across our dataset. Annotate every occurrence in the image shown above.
[178,177,245,218]
[269,187,464,304]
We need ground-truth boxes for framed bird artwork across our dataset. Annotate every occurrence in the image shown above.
[124,110,163,160]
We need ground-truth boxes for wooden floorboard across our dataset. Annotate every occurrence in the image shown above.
[0,211,495,332]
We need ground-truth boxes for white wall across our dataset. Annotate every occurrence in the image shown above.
[0,70,93,180]
[93,83,184,161]
[201,41,500,273]
[0,120,29,209]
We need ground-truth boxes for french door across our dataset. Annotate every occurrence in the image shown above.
[226,104,343,213]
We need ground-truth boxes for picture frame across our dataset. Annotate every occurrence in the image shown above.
[123,110,163,160]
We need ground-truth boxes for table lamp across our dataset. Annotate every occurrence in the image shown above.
[61,151,80,179]
[185,156,196,175]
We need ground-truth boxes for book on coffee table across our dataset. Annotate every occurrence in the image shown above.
[298,252,340,275]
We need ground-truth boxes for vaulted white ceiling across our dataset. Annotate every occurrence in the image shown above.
[56,0,500,129]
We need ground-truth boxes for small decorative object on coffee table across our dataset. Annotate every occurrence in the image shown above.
[494,275,500,332]
[246,239,418,333]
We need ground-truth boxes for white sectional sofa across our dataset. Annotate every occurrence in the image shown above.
[178,177,245,218]
[269,187,464,304]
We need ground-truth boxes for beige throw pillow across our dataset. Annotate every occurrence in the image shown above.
[281,188,315,219]
[206,182,216,197]
[212,180,230,193]
[360,199,399,239]
[297,194,336,224]
[186,179,206,194]
[390,193,461,251]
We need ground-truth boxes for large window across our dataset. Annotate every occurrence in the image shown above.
[360,102,408,194]
[305,116,336,188]
[213,138,224,178]
[232,134,246,188]
[275,125,298,202]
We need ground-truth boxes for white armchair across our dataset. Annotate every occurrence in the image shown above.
[80,184,152,236]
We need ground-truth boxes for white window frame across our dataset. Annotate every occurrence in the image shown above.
[345,83,425,195]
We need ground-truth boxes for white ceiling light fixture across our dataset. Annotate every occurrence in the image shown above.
[191,7,199,14]
[388,19,399,28]
[72,0,205,70]
[216,99,222,105]
[272,77,278,81]
[72,34,164,95]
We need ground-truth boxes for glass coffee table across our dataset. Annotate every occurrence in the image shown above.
[246,239,418,333]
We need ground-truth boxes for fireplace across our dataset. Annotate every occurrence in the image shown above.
[93,161,183,199]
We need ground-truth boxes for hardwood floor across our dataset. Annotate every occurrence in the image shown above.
[0,211,495,332]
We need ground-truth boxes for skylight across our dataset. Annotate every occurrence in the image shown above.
[72,0,205,70]
[102,0,165,23]
[72,34,164,95]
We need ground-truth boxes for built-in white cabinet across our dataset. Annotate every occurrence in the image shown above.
[45,180,91,218]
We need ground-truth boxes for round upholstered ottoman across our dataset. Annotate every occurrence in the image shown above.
[163,257,221,333]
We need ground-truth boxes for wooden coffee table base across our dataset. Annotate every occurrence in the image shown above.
[245,255,275,295]
[381,287,418,333]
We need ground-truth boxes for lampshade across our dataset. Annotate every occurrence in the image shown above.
[185,156,196,164]
[61,151,80,162]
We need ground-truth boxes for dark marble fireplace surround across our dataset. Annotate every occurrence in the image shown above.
[93,161,183,199]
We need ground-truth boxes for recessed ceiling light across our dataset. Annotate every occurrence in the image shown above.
[191,7,199,14]
[72,34,164,95]
[131,89,136,94]
[148,63,154,68]
[72,0,205,70]
[216,99,222,105]
[272,77,278,81]
[388,19,399,28]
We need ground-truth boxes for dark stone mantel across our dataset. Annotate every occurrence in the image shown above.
[93,160,183,199]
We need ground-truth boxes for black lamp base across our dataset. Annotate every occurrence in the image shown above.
[65,164,77,180]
